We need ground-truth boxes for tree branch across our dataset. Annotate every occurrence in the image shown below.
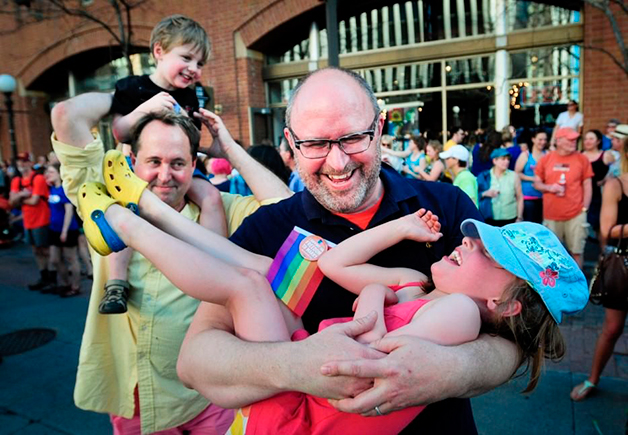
[582,44,628,78]
[47,0,123,45]
[582,0,628,78]
[609,0,628,15]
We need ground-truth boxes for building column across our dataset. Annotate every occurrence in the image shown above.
[308,21,319,72]
[494,0,510,131]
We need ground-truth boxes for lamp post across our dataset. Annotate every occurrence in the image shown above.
[0,74,18,165]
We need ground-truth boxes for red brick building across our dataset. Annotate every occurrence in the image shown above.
[0,0,625,160]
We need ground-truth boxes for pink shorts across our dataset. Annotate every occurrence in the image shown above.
[110,388,234,435]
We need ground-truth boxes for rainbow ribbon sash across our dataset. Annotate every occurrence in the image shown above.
[266,227,334,317]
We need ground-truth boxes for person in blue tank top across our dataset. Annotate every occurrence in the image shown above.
[515,130,548,223]
[45,163,82,297]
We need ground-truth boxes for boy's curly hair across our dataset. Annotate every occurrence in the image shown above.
[150,15,211,64]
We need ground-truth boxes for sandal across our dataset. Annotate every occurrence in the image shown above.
[570,380,596,401]
[103,150,147,213]
[99,279,130,314]
[78,182,127,256]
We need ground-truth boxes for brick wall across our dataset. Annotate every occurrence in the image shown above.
[582,2,628,133]
[0,0,318,159]
[2,0,624,160]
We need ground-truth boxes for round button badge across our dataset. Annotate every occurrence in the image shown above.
[299,235,328,261]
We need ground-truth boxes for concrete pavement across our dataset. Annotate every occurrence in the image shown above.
[1,241,627,434]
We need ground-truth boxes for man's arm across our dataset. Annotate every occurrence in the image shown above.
[111,92,178,142]
[321,333,519,414]
[582,177,592,210]
[51,93,113,149]
[177,303,385,408]
[196,109,292,201]
[532,175,562,195]
[8,190,26,208]
[21,194,41,206]
[50,93,112,206]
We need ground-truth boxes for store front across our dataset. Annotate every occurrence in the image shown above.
[262,0,582,143]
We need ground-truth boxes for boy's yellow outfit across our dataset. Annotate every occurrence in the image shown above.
[52,133,274,433]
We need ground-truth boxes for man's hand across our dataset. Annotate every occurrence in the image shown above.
[60,230,68,243]
[135,92,178,115]
[321,335,463,415]
[194,108,236,159]
[547,183,565,196]
[290,312,387,400]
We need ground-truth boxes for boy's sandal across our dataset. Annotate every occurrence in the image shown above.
[103,150,147,213]
[570,380,596,401]
[99,279,130,314]
[78,182,126,256]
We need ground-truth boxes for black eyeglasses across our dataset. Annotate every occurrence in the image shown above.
[288,114,380,159]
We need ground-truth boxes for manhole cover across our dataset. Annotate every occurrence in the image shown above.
[0,328,56,356]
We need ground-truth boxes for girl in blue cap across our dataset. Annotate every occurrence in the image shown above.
[77,151,589,434]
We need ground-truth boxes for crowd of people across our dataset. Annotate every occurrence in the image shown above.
[381,119,627,265]
[0,12,625,435]
[1,151,93,297]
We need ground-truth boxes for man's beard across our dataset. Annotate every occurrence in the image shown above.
[295,147,381,214]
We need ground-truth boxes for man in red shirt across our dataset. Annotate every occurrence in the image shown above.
[9,152,52,289]
[533,127,593,268]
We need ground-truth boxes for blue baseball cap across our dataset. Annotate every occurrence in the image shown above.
[490,148,510,159]
[460,219,588,323]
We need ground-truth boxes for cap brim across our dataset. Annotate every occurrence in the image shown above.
[460,219,528,281]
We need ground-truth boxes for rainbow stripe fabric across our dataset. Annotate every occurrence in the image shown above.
[266,227,335,317]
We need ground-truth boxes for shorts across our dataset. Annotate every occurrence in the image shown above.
[602,295,628,311]
[25,226,49,248]
[543,212,588,254]
[49,229,79,247]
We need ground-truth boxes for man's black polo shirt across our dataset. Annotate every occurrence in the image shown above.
[231,165,482,434]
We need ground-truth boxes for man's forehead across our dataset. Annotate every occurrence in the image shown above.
[137,122,192,157]
[292,73,371,115]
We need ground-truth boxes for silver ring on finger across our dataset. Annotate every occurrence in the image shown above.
[374,405,384,416]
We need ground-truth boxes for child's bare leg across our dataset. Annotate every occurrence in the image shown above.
[100,248,133,314]
[137,188,270,274]
[108,249,132,281]
[104,204,289,342]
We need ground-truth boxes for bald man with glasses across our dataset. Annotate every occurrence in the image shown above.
[178,67,518,434]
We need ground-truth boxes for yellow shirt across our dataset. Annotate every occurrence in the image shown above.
[444,139,457,151]
[52,133,276,433]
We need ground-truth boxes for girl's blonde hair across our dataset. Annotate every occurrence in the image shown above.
[427,140,442,154]
[485,279,565,393]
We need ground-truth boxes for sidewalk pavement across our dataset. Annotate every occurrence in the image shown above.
[1,241,627,435]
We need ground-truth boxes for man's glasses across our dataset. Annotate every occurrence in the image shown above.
[288,114,380,159]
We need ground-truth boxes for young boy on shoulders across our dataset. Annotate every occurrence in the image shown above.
[100,14,226,315]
